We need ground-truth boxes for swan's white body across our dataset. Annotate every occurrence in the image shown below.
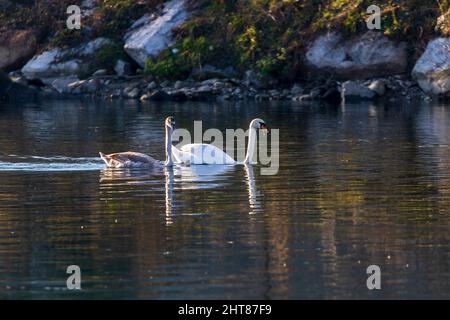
[172,143,236,165]
[172,118,266,165]
[99,117,175,168]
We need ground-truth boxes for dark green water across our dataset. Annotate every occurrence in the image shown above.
[0,99,449,299]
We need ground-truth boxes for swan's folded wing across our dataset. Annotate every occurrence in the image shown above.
[109,152,157,164]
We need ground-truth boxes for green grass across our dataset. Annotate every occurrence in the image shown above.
[144,36,211,80]
[94,41,130,71]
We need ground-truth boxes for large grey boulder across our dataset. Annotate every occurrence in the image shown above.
[0,29,37,71]
[22,48,79,84]
[123,0,189,67]
[306,32,407,79]
[412,38,450,95]
[21,38,112,84]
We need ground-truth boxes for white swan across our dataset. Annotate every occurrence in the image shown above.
[99,116,175,168]
[172,118,268,165]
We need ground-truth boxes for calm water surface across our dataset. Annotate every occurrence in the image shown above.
[0,99,449,299]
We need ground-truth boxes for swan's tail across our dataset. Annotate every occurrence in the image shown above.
[99,152,111,166]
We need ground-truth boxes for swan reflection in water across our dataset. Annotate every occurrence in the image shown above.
[244,164,263,215]
[99,164,262,224]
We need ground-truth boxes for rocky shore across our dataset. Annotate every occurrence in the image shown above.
[4,68,428,105]
[1,0,450,104]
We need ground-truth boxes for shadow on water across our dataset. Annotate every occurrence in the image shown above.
[0,98,449,299]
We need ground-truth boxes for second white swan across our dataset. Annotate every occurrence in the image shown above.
[171,118,268,165]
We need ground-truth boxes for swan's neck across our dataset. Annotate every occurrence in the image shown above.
[244,126,257,164]
[165,126,173,166]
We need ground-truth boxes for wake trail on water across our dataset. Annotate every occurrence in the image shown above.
[0,155,105,172]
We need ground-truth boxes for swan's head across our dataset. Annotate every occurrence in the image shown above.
[165,116,176,130]
[250,118,268,132]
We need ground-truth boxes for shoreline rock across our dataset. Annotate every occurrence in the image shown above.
[3,11,442,104]
[0,29,37,72]
[341,81,377,101]
[412,38,450,96]
[123,0,190,67]
[4,69,429,104]
[21,38,113,84]
[306,32,407,80]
